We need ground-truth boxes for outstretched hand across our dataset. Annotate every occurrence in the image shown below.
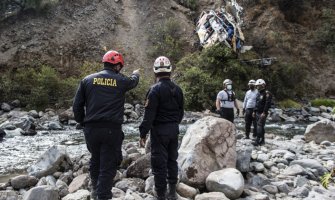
[133,68,140,75]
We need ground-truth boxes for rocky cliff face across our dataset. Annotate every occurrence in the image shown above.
[241,0,335,96]
[0,0,334,96]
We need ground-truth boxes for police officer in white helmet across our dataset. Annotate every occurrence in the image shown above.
[252,79,272,146]
[216,79,240,123]
[139,56,184,200]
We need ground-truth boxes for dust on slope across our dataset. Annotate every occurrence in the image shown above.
[0,0,195,76]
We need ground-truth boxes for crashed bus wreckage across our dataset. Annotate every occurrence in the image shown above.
[195,0,249,53]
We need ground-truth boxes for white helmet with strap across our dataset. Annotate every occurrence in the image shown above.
[153,56,172,73]
[248,79,256,85]
[255,79,266,86]
[223,79,232,85]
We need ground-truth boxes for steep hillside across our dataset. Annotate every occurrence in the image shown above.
[240,0,335,97]
[0,0,195,74]
[1,0,334,101]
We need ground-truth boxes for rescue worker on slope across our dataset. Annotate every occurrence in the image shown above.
[216,79,240,123]
[242,79,258,139]
[139,56,184,200]
[252,79,272,146]
[73,50,140,200]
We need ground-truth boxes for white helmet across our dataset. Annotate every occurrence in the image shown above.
[153,56,172,73]
[248,79,256,85]
[223,79,232,85]
[255,79,266,86]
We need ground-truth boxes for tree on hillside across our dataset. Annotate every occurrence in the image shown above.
[1,0,45,18]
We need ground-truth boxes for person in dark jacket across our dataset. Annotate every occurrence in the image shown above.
[139,56,184,200]
[73,50,140,200]
[252,79,272,146]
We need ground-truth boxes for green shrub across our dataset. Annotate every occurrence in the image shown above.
[149,18,186,64]
[0,65,78,110]
[311,98,335,107]
[315,8,335,58]
[175,44,309,111]
[264,61,308,99]
[278,99,302,109]
[126,76,153,104]
[178,0,198,11]
[175,45,262,111]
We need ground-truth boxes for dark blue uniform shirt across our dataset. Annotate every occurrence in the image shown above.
[139,78,184,138]
[73,68,139,127]
[254,89,272,114]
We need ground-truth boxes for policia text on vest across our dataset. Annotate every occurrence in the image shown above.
[93,78,117,87]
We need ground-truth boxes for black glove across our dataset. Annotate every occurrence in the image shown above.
[242,108,245,115]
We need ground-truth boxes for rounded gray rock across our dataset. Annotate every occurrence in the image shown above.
[195,192,229,200]
[10,175,38,190]
[206,168,244,199]
[23,185,59,200]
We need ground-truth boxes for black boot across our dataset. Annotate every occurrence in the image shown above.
[245,132,250,139]
[153,187,166,200]
[252,137,260,146]
[167,184,178,200]
[90,179,98,200]
[259,138,265,145]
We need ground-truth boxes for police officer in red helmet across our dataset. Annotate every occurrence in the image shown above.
[73,50,140,200]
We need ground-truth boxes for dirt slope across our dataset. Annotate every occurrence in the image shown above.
[240,0,335,96]
[0,0,195,75]
[0,0,334,96]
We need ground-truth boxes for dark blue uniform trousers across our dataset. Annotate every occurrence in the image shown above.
[84,126,124,199]
[256,113,267,142]
[245,108,257,137]
[150,123,179,196]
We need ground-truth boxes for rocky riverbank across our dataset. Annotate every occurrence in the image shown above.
[0,100,335,200]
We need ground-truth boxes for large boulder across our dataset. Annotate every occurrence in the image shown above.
[290,159,328,176]
[10,175,38,189]
[27,145,72,178]
[1,103,11,112]
[304,119,335,144]
[59,108,74,124]
[178,116,236,188]
[206,168,244,199]
[11,116,35,131]
[23,185,59,200]
[236,146,252,172]
[126,153,151,179]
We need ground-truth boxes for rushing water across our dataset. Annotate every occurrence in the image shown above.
[0,119,308,183]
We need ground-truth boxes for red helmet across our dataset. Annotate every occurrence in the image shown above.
[102,50,124,67]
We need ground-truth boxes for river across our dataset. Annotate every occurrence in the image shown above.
[0,119,308,183]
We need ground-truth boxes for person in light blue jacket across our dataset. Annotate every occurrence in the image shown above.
[243,80,258,139]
